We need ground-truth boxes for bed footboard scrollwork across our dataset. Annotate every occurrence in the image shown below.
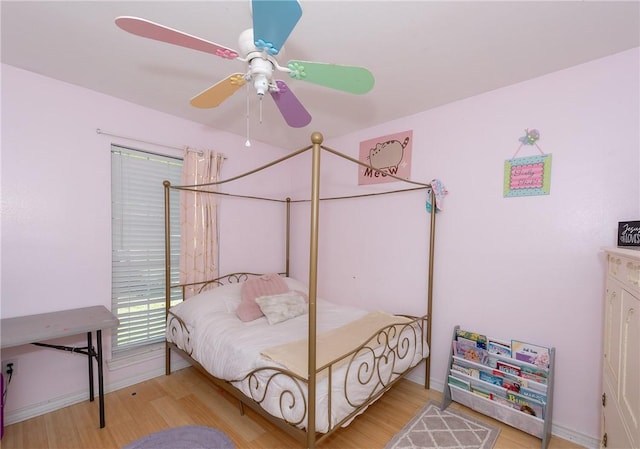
[238,368,309,427]
[342,316,426,408]
[231,315,427,433]
[166,311,194,356]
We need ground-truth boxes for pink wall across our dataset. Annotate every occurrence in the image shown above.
[293,48,639,446]
[1,45,639,447]
[0,63,291,420]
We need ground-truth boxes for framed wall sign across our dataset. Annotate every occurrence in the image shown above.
[618,221,640,247]
[504,129,552,197]
[358,130,412,185]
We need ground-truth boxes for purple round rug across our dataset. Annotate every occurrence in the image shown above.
[122,425,235,449]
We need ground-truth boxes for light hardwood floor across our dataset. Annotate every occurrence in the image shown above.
[2,367,586,449]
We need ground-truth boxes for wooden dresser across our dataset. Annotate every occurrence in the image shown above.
[602,248,639,449]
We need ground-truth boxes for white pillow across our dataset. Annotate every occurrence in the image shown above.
[171,277,310,325]
[254,291,308,325]
[283,277,309,293]
[170,282,243,326]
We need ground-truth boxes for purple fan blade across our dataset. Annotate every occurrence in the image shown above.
[270,81,311,128]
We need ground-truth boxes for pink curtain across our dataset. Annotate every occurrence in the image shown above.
[179,148,224,298]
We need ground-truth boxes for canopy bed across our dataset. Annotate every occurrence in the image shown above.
[163,132,439,448]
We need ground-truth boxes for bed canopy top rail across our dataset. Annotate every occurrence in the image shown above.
[165,133,431,194]
[163,132,438,449]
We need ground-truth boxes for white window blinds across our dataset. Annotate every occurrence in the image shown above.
[111,145,182,353]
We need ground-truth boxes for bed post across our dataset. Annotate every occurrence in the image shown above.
[285,197,291,277]
[425,187,437,389]
[163,180,172,376]
[307,132,323,449]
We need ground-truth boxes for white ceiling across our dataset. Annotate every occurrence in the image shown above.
[2,1,639,149]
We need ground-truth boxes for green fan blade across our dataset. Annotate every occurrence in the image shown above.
[287,60,374,94]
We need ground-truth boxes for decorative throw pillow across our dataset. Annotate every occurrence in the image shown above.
[170,282,243,327]
[255,291,308,325]
[237,273,289,322]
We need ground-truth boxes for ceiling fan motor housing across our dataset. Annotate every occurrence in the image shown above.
[239,28,278,96]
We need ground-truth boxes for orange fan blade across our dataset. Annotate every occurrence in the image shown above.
[190,74,247,108]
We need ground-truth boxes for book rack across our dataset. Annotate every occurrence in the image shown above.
[441,325,555,449]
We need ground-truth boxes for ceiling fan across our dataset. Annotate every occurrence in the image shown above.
[115,0,375,128]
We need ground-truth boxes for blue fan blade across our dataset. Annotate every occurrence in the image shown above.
[270,80,311,128]
[252,0,302,55]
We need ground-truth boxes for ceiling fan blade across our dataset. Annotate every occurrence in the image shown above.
[190,74,247,108]
[286,60,375,95]
[270,80,311,128]
[115,16,240,60]
[251,0,302,55]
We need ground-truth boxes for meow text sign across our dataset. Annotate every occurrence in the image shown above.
[358,130,412,185]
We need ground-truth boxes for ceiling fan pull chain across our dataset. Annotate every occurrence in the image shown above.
[245,84,251,147]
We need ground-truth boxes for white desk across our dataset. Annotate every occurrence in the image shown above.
[1,306,119,428]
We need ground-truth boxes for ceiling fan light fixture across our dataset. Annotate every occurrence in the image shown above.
[253,74,269,96]
[248,57,274,96]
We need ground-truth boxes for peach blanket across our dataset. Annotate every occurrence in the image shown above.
[260,311,412,379]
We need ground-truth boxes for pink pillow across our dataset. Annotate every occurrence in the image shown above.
[237,274,289,322]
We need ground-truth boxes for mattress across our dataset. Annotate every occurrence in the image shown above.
[166,276,429,432]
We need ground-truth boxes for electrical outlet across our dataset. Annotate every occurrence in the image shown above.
[3,360,17,376]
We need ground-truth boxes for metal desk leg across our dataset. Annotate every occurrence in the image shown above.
[32,331,107,428]
[87,332,94,402]
[97,329,105,428]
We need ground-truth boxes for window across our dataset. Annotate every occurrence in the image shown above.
[111,146,182,353]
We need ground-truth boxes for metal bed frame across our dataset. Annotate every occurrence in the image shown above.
[163,131,438,448]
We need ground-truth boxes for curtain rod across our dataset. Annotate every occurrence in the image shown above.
[96,128,226,159]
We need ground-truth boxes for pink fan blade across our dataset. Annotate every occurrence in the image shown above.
[115,16,239,60]
[191,74,246,108]
[270,80,311,128]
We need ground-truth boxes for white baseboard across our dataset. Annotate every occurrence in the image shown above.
[407,375,597,449]
[3,358,189,426]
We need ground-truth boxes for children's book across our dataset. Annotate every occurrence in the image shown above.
[520,364,548,384]
[511,340,550,369]
[506,391,545,418]
[451,363,480,379]
[502,378,522,393]
[520,376,547,392]
[520,387,547,403]
[456,339,489,364]
[496,360,521,376]
[456,329,488,349]
[479,370,504,387]
[487,337,512,357]
[472,385,493,399]
[448,375,471,391]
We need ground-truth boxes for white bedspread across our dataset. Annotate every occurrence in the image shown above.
[166,279,428,433]
[193,298,369,380]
